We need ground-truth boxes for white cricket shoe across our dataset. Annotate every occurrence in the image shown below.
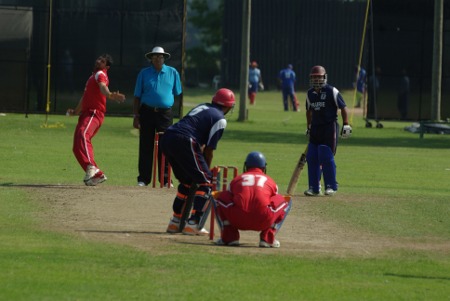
[83,165,99,183]
[85,171,107,186]
[259,239,280,248]
[304,188,322,196]
[166,217,180,233]
[324,188,336,196]
[182,221,209,236]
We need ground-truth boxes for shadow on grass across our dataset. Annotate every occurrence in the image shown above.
[76,229,167,235]
[224,129,449,149]
[384,273,450,281]
[75,229,257,248]
[0,183,80,188]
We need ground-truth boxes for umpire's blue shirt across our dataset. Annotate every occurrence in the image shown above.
[134,64,182,108]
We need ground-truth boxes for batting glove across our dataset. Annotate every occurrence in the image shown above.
[341,124,352,138]
[305,127,310,137]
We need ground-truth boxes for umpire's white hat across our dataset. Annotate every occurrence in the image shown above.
[145,46,171,60]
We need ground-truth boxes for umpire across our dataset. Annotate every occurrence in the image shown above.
[133,46,182,187]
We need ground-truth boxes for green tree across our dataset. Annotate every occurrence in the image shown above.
[185,0,224,85]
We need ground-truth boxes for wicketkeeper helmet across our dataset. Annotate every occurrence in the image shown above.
[244,151,267,173]
[212,88,236,108]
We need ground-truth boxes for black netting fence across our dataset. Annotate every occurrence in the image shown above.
[0,0,185,117]
[367,0,450,121]
[222,0,450,121]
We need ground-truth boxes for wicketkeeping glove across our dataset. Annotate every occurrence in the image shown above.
[341,124,352,138]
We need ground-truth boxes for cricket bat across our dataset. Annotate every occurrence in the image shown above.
[286,145,308,195]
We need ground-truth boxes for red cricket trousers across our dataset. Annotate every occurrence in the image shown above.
[73,110,104,171]
[216,193,287,244]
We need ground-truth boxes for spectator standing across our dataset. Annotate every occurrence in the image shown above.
[397,69,410,120]
[67,54,126,186]
[215,152,291,248]
[248,61,263,105]
[354,65,367,108]
[61,49,75,94]
[133,46,182,187]
[304,65,352,196]
[278,64,299,111]
[160,88,236,236]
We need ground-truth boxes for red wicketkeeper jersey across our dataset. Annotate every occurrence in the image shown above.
[228,167,279,213]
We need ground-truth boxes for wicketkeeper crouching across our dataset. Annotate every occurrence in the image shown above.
[214,152,292,248]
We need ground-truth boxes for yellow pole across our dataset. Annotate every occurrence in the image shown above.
[350,0,370,125]
[44,0,53,125]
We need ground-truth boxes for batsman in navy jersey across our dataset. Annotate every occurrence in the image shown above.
[304,66,352,196]
[160,88,236,235]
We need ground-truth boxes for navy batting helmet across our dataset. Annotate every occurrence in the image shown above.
[244,151,267,173]
[309,65,327,89]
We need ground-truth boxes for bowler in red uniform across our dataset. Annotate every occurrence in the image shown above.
[67,54,125,186]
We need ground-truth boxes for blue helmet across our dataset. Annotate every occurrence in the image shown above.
[244,151,267,173]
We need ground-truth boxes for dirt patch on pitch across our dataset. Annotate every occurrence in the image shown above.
[26,185,448,257]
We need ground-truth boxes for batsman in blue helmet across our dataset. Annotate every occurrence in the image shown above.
[304,65,352,196]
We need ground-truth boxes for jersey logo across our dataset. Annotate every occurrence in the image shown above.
[188,105,209,116]
[320,92,327,100]
[311,101,325,110]
[241,174,268,187]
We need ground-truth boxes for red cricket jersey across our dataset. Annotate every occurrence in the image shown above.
[81,69,109,113]
[228,167,279,213]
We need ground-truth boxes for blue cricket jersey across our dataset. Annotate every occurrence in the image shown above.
[356,68,366,93]
[279,68,296,88]
[166,103,226,150]
[306,84,347,125]
[248,67,261,85]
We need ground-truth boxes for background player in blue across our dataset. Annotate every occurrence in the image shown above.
[354,65,366,108]
[278,64,299,111]
[304,65,352,196]
[160,88,236,235]
[248,61,264,105]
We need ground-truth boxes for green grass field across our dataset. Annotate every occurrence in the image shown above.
[1,88,449,300]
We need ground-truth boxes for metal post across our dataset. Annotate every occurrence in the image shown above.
[431,0,443,121]
[238,0,251,122]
